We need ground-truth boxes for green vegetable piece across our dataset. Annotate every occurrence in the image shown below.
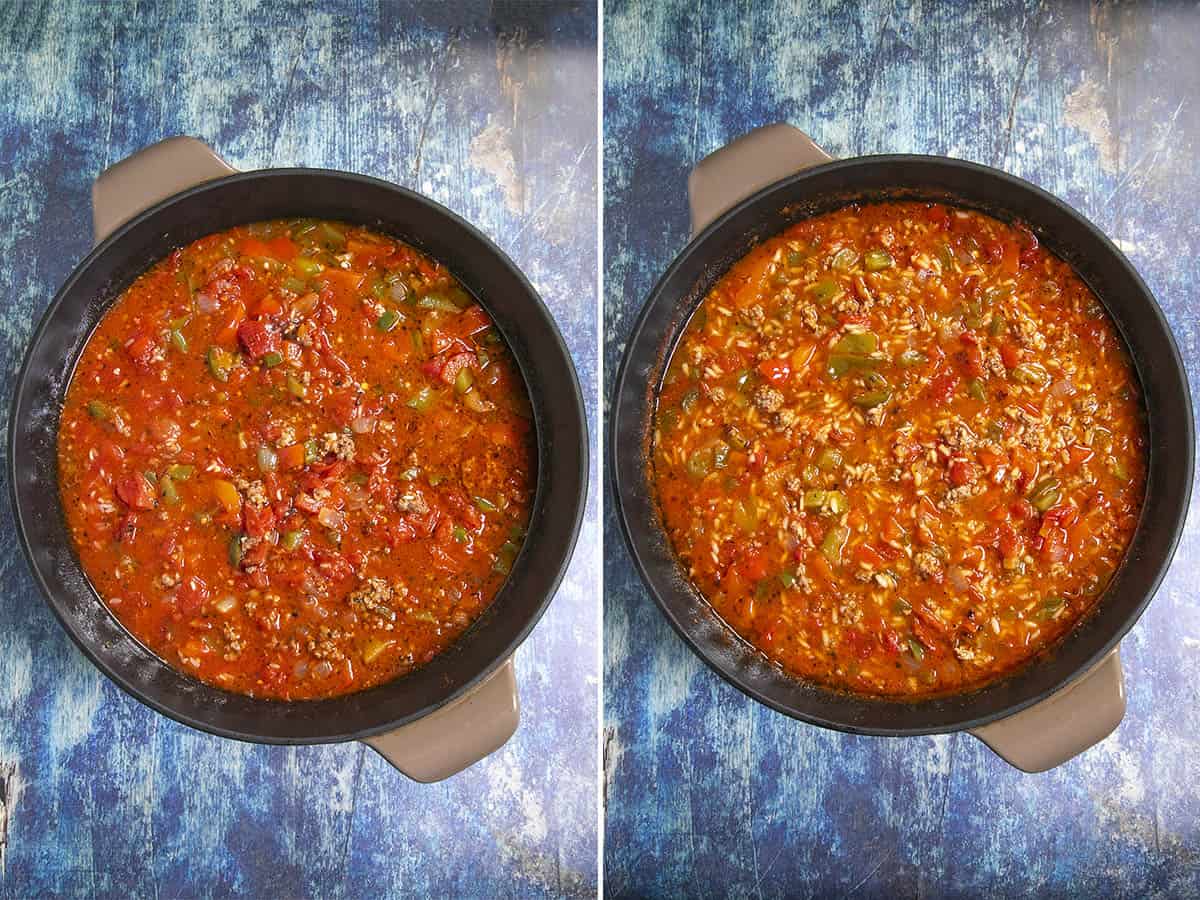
[474,496,499,513]
[1028,477,1062,512]
[86,400,111,421]
[816,447,843,471]
[908,638,925,661]
[733,496,759,534]
[454,367,474,395]
[863,249,894,271]
[833,332,878,355]
[452,525,468,544]
[806,278,839,304]
[376,309,401,332]
[989,314,1007,337]
[820,523,850,565]
[1034,596,1067,622]
[416,294,460,313]
[206,347,236,382]
[407,386,435,412]
[262,351,283,368]
[228,534,243,568]
[726,424,751,450]
[686,450,712,480]
[170,329,188,353]
[286,374,307,398]
[830,248,858,271]
[852,389,892,409]
[1111,459,1129,481]
[1012,363,1051,388]
[283,276,309,294]
[398,467,420,481]
[658,408,679,431]
[166,464,194,481]
[680,388,700,412]
[786,250,805,267]
[778,569,796,588]
[827,354,878,379]
[292,256,324,277]
[159,474,179,505]
[281,529,304,551]
[492,540,520,574]
[968,378,987,401]
[303,438,321,464]
[319,222,346,247]
[711,441,730,470]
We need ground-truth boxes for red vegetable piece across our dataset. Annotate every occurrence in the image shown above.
[438,351,478,386]
[237,320,278,360]
[116,473,156,510]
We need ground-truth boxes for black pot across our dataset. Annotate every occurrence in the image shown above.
[10,138,588,781]
[611,124,1192,771]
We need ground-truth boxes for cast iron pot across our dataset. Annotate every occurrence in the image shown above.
[611,123,1192,772]
[11,137,587,781]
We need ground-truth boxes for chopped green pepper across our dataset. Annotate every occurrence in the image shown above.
[454,367,474,394]
[830,248,858,271]
[452,525,468,543]
[407,386,434,411]
[967,378,987,401]
[292,256,324,277]
[86,400,111,421]
[816,447,843,470]
[852,388,891,409]
[1028,477,1062,512]
[733,496,759,534]
[820,523,850,565]
[1034,596,1066,622]
[805,278,839,304]
[286,374,307,399]
[1012,363,1051,388]
[778,569,797,588]
[474,496,500,513]
[833,332,878,355]
[166,464,194,481]
[262,351,283,368]
[281,529,304,551]
[863,249,894,271]
[228,534,243,568]
[170,329,188,353]
[376,309,401,332]
[908,638,925,661]
[159,474,179,505]
[206,347,236,382]
[416,294,460,313]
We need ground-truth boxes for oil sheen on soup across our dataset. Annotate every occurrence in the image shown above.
[652,201,1146,697]
[59,219,535,700]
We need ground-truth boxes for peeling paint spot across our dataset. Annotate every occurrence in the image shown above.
[1064,76,1120,173]
[470,119,522,213]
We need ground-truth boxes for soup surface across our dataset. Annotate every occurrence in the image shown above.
[59,219,535,700]
[653,202,1145,697]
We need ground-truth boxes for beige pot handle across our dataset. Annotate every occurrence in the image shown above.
[970,648,1125,772]
[363,657,520,782]
[92,136,238,245]
[688,122,832,235]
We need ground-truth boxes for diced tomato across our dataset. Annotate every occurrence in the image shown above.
[961,342,985,377]
[882,627,904,655]
[1041,504,1079,534]
[125,332,158,370]
[925,204,951,229]
[735,546,769,582]
[999,342,1022,369]
[278,443,307,470]
[1040,527,1069,564]
[948,458,978,487]
[846,629,874,660]
[241,236,298,262]
[116,474,156,510]
[757,355,791,385]
[115,512,138,544]
[881,516,906,543]
[1010,498,1036,522]
[241,540,270,570]
[314,549,354,582]
[852,543,887,568]
[243,503,277,539]
[457,305,493,337]
[237,320,278,360]
[1067,444,1094,470]
[428,543,459,572]
[176,576,209,614]
[216,301,247,344]
[437,351,478,387]
[928,370,959,405]
[1015,222,1040,268]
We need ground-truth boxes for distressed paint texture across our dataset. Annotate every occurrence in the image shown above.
[604,1,1200,897]
[0,2,598,898]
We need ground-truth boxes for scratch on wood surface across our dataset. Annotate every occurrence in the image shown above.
[411,29,461,184]
[996,0,1045,167]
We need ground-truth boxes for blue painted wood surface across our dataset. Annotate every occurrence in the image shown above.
[0,2,598,897]
[604,1,1199,896]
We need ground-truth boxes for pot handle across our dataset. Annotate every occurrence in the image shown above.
[92,136,238,245]
[362,657,519,782]
[969,648,1125,772]
[688,123,833,235]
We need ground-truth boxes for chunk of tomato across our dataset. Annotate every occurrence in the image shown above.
[236,320,278,360]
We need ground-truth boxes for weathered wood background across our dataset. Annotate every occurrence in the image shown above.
[604,1,1199,896]
[0,2,598,898]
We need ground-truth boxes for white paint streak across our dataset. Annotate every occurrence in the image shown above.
[469,119,522,213]
[1064,75,1120,174]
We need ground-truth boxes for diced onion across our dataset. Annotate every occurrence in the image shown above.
[214,596,238,614]
[195,290,219,313]
[350,416,376,434]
